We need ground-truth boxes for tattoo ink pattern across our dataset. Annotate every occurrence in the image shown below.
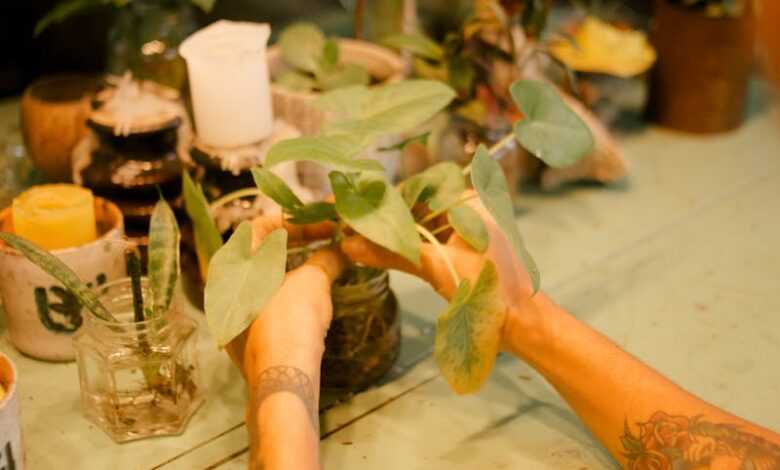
[251,366,319,431]
[621,411,780,470]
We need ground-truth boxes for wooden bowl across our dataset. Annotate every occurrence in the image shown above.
[20,75,102,181]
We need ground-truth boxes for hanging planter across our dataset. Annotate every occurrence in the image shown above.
[649,0,754,133]
[0,197,126,361]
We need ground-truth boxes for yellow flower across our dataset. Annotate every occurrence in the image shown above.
[550,16,657,77]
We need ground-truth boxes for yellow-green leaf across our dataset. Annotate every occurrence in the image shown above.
[447,204,489,253]
[278,22,325,73]
[182,172,223,276]
[401,161,464,211]
[251,167,303,212]
[147,198,180,315]
[380,33,444,61]
[205,224,287,346]
[265,135,383,172]
[435,261,506,394]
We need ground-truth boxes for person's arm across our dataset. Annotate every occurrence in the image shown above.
[228,216,344,470]
[342,191,780,470]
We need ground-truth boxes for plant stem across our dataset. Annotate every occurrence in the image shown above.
[209,188,264,212]
[461,132,517,176]
[126,251,145,323]
[416,224,460,287]
[419,193,479,225]
[430,224,452,236]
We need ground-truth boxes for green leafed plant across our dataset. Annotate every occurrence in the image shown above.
[34,0,216,36]
[275,22,371,93]
[193,77,583,394]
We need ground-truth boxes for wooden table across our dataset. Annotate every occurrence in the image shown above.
[1,86,779,469]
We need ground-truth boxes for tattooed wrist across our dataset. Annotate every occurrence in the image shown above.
[250,365,319,431]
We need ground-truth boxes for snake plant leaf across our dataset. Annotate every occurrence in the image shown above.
[275,70,317,92]
[182,172,223,277]
[401,161,464,211]
[380,33,445,61]
[435,260,506,394]
[148,198,180,315]
[447,204,489,253]
[265,135,383,172]
[510,79,593,168]
[278,22,325,73]
[322,80,456,144]
[0,232,114,322]
[317,63,371,91]
[330,171,421,265]
[287,202,338,225]
[251,167,304,212]
[471,145,540,293]
[205,224,287,347]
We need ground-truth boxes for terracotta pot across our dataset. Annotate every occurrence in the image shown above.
[267,39,405,136]
[0,352,24,470]
[20,75,102,181]
[649,0,754,133]
[0,198,126,361]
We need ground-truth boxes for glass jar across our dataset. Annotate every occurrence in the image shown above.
[72,278,203,443]
[323,267,401,392]
[287,246,401,392]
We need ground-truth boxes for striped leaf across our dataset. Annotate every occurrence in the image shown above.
[148,198,180,315]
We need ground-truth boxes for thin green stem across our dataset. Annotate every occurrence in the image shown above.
[461,132,517,176]
[430,224,452,236]
[209,188,264,212]
[416,223,460,287]
[419,193,479,225]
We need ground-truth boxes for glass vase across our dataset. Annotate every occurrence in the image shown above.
[107,0,199,90]
[72,278,203,443]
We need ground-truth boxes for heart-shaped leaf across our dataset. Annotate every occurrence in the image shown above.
[0,232,114,322]
[401,161,464,211]
[380,33,445,61]
[182,172,223,278]
[279,22,325,73]
[471,144,540,293]
[205,224,287,346]
[251,167,303,212]
[510,79,593,168]
[330,171,421,265]
[322,80,456,144]
[447,204,489,253]
[287,202,338,224]
[435,260,506,394]
[265,135,384,172]
[148,198,180,315]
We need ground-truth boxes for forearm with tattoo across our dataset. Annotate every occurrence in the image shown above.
[621,412,780,470]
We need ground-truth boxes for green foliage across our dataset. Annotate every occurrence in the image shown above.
[331,171,421,265]
[447,204,489,253]
[286,202,338,225]
[276,22,370,92]
[251,167,303,212]
[265,135,383,172]
[401,162,464,212]
[510,80,594,168]
[147,198,180,315]
[380,33,445,61]
[182,172,223,273]
[434,261,506,394]
[471,144,540,293]
[0,232,114,321]
[204,224,287,346]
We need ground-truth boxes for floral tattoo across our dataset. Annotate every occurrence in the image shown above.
[621,411,780,470]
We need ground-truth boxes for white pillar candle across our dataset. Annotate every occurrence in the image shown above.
[180,20,273,148]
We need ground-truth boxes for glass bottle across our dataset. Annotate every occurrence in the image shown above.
[72,278,203,443]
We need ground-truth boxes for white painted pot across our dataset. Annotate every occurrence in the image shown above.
[0,198,126,361]
[267,38,406,136]
[0,351,24,469]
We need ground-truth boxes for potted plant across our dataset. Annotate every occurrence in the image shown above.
[380,0,628,191]
[34,0,216,90]
[649,0,753,133]
[190,77,594,395]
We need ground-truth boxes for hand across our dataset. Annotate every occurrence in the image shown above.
[226,214,344,382]
[340,190,539,354]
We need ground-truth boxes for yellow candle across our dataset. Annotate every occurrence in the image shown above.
[12,184,97,250]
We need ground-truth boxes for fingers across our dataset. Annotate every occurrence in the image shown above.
[341,235,424,278]
[300,246,347,284]
[251,214,336,250]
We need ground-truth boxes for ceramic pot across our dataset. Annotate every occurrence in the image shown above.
[0,198,126,361]
[0,352,24,469]
[649,0,754,133]
[267,39,405,136]
[20,75,102,181]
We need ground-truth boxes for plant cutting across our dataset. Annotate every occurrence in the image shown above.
[194,77,594,394]
[0,198,202,441]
